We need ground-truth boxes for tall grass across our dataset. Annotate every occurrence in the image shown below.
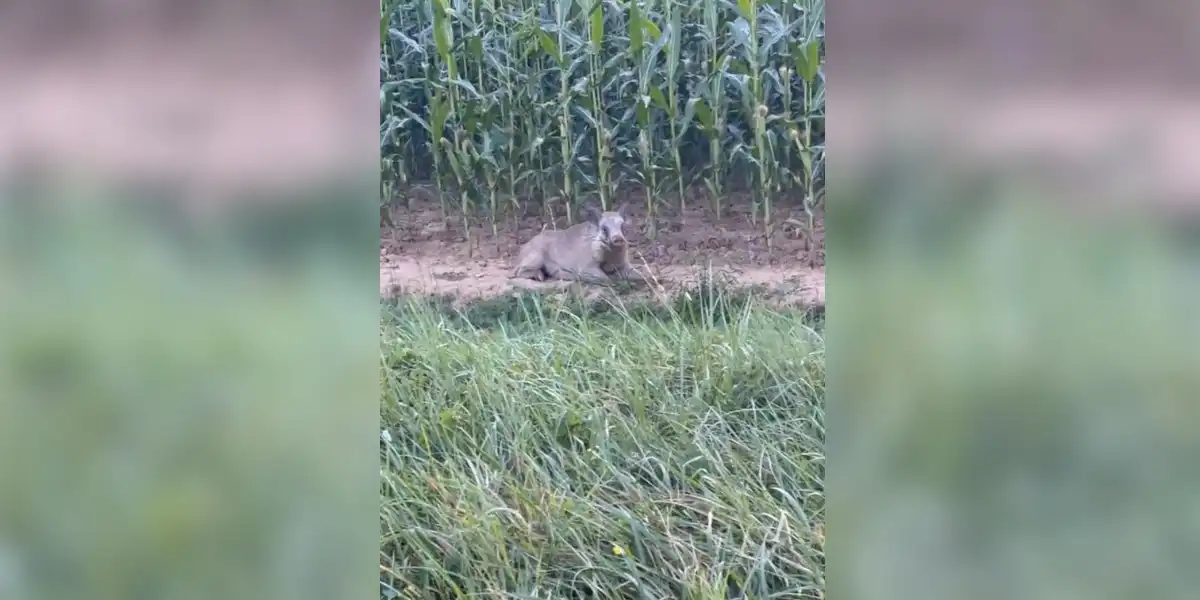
[380,289,825,598]
[380,0,825,238]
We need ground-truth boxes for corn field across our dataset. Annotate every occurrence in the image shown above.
[379,0,825,233]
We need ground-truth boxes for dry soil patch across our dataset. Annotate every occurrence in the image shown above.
[380,196,825,309]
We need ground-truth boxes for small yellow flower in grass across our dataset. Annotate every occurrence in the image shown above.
[611,544,627,557]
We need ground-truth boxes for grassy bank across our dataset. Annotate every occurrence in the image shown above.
[380,288,825,599]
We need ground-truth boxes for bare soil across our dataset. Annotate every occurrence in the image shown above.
[381,192,826,309]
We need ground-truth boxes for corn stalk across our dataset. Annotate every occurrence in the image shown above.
[378,0,825,237]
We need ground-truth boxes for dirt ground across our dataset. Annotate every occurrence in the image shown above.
[380,193,826,309]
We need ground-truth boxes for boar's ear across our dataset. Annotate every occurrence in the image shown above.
[615,202,629,219]
[583,204,602,224]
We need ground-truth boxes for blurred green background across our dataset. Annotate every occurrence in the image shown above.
[0,182,379,600]
[830,150,1200,600]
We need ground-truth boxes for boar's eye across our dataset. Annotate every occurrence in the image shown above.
[601,225,610,236]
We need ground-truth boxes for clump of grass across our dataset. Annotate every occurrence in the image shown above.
[381,275,824,334]
[380,286,824,598]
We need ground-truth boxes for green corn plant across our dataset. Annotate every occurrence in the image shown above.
[730,0,770,230]
[661,0,687,217]
[491,1,523,221]
[456,0,510,235]
[761,5,790,200]
[627,0,665,235]
[780,62,797,193]
[431,0,457,221]
[793,36,820,218]
[378,0,824,235]
[513,12,550,210]
[547,0,576,216]
[580,0,614,210]
[795,0,824,220]
[697,0,729,219]
[464,0,490,225]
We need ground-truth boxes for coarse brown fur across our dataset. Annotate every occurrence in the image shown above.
[511,203,645,285]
